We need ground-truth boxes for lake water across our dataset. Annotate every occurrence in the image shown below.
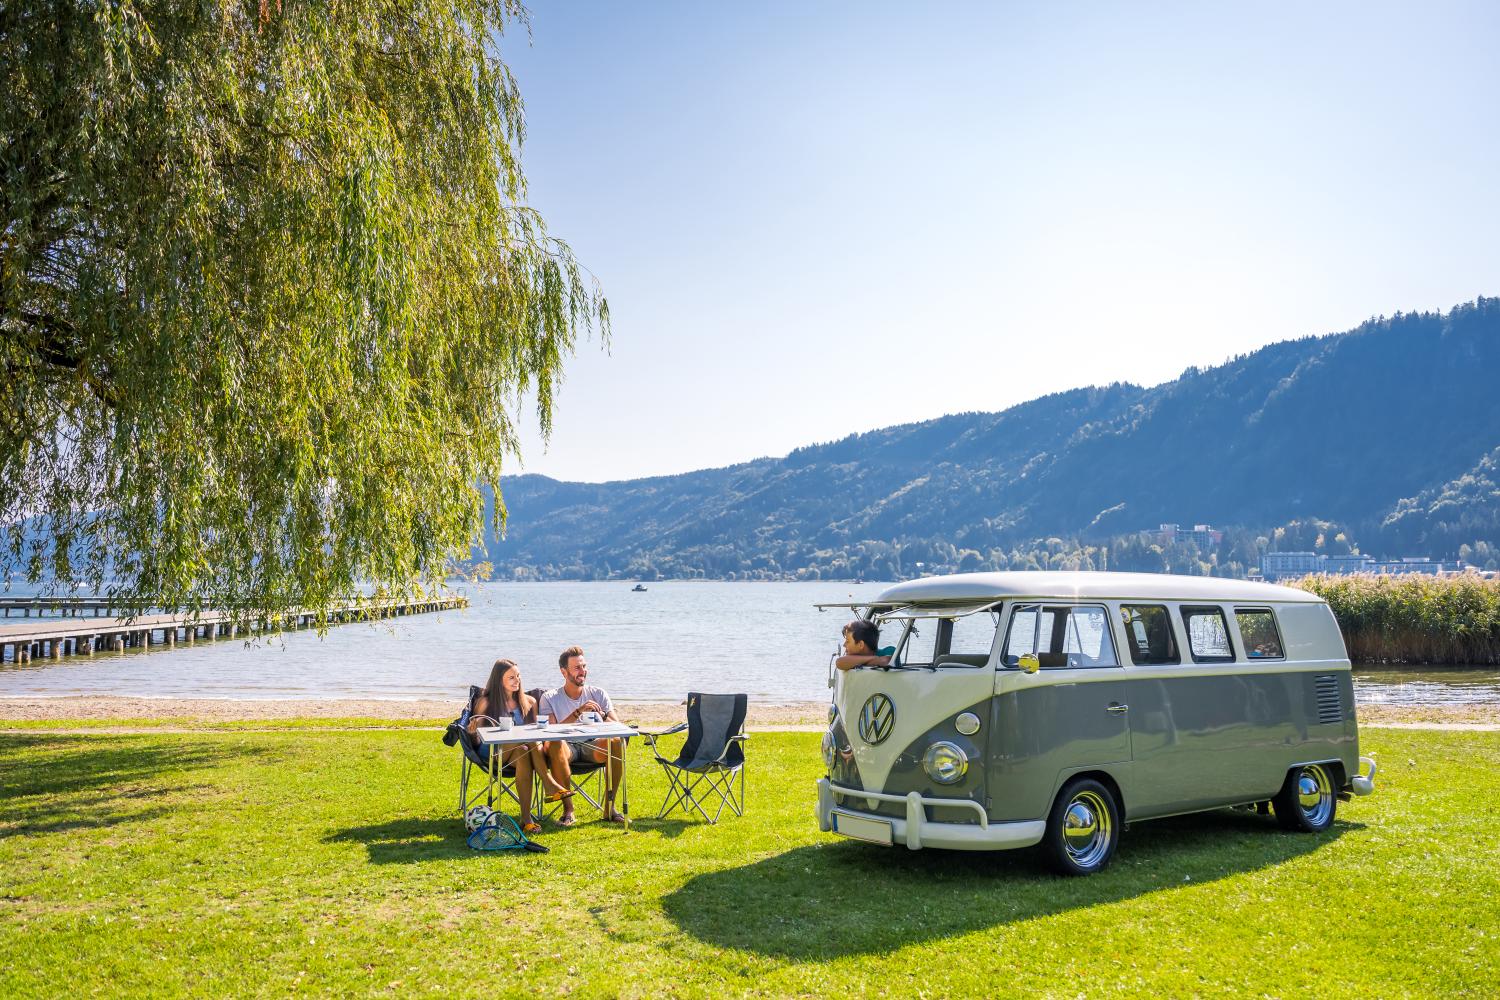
[0,581,1493,708]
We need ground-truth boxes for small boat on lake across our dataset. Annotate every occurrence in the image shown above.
[632,584,648,592]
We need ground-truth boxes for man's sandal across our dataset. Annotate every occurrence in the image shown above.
[544,789,574,803]
[521,821,543,836]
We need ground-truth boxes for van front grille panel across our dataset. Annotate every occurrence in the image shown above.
[1314,674,1342,724]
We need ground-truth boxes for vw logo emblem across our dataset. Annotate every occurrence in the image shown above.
[858,694,896,745]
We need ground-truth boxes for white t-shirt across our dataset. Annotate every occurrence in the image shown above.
[540,684,613,723]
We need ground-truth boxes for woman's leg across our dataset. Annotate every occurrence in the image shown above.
[532,742,567,796]
[504,745,535,825]
[544,741,576,823]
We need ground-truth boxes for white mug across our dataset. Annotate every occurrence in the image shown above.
[536,715,550,728]
[582,711,601,724]
[495,717,513,731]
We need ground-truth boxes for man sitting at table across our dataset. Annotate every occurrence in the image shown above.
[540,645,627,826]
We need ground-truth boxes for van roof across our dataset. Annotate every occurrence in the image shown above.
[875,571,1324,605]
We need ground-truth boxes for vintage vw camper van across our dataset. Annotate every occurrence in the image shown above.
[814,572,1376,874]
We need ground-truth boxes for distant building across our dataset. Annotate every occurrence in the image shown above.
[1148,522,1224,548]
[1261,552,1458,581]
[1261,551,1321,580]
[1322,555,1376,575]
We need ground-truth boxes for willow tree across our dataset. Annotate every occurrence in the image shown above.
[0,2,605,616]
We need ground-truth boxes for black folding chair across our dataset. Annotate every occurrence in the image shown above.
[443,685,524,817]
[642,692,748,824]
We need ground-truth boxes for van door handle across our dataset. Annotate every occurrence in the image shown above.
[1106,703,1129,714]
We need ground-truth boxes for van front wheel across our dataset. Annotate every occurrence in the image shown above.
[1043,778,1120,876]
[1272,763,1336,832]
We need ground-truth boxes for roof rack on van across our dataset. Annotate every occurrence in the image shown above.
[876,600,1001,621]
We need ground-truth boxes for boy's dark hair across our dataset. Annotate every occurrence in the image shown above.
[842,619,880,652]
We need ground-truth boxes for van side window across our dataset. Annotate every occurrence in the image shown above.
[1120,605,1179,665]
[1004,604,1118,668]
[940,612,999,667]
[1235,608,1285,659]
[1180,606,1235,662]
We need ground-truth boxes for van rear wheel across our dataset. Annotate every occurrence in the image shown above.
[1043,778,1120,876]
[1272,763,1336,832]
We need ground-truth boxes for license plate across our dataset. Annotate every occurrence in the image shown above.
[832,811,893,846]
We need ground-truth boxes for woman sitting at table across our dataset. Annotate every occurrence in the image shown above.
[467,658,568,834]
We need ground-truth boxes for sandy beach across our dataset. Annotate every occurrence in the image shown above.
[0,696,1495,730]
[0,696,828,729]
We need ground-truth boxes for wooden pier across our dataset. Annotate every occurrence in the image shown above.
[0,595,467,664]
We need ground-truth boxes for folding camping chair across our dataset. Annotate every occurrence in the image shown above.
[443,685,526,819]
[642,692,748,824]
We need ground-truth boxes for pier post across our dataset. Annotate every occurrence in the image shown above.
[113,634,124,652]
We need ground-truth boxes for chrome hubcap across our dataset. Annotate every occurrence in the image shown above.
[1062,790,1112,867]
[1296,764,1333,826]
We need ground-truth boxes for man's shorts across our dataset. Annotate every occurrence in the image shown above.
[567,738,616,764]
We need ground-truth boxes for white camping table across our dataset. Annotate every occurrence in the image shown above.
[476,721,637,820]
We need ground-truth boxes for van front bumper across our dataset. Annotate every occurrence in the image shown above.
[816,777,1045,852]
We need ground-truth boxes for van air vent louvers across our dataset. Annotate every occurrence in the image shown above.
[1314,674,1342,724]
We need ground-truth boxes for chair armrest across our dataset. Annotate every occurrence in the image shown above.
[642,722,689,738]
[709,733,749,765]
[640,721,688,746]
[641,722,689,762]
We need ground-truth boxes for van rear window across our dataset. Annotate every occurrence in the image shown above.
[1004,604,1118,668]
[1236,608,1285,659]
[1180,606,1235,662]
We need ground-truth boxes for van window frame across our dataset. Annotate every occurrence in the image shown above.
[1179,604,1237,663]
[879,606,999,670]
[1001,601,1121,670]
[1119,603,1181,666]
[1233,606,1286,661]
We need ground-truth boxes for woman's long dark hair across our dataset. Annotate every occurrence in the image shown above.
[482,658,523,721]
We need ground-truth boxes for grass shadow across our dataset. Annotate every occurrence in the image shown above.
[325,817,479,864]
[0,734,269,835]
[662,809,1356,960]
[623,816,697,839]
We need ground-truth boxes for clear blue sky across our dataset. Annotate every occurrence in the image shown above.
[499,1,1500,483]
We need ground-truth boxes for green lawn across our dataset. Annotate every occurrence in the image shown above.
[1,729,1496,997]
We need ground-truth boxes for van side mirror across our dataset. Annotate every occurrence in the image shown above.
[1019,653,1040,674]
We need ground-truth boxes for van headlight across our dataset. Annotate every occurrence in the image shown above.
[821,729,836,769]
[923,742,968,784]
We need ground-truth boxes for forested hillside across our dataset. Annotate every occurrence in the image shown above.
[479,299,1500,580]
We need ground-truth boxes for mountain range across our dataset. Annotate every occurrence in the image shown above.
[478,298,1500,580]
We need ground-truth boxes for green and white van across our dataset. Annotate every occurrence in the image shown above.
[814,571,1376,874]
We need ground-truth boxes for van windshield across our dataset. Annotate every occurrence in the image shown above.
[889,609,999,668]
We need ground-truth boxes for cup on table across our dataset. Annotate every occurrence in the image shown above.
[582,711,601,724]
[536,715,549,728]
[495,717,513,731]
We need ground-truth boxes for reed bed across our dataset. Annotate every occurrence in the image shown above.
[1292,573,1500,666]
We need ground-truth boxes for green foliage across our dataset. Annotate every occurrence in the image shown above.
[1294,573,1500,665]
[0,2,604,616]
[1380,446,1500,555]
[0,728,1495,995]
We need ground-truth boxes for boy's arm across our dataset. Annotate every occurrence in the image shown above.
[834,654,891,671]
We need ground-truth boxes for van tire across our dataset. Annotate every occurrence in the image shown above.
[1043,778,1120,876]
[1272,763,1337,832]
